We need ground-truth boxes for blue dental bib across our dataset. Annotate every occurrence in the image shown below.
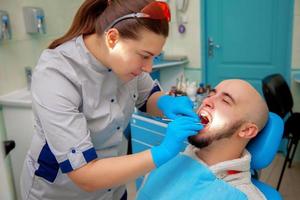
[136,154,247,200]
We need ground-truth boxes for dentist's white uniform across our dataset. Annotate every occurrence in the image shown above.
[20,35,157,200]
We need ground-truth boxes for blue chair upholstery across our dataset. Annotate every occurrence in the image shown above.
[246,112,284,200]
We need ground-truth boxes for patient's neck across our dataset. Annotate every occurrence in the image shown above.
[195,138,245,166]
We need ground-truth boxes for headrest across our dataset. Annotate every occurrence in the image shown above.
[262,74,293,118]
[246,112,284,170]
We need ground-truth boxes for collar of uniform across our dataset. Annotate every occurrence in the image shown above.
[76,35,110,74]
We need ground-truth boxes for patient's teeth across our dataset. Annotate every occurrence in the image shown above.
[200,114,209,125]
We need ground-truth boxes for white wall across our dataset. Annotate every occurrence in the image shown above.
[164,0,201,68]
[0,0,84,95]
[291,0,300,112]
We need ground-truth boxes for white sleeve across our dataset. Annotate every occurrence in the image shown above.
[31,66,97,173]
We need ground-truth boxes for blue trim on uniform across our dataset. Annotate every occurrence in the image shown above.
[59,159,73,173]
[82,147,97,163]
[59,147,97,173]
[139,85,161,112]
[35,143,59,183]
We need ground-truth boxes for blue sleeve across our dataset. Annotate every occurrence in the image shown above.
[138,84,161,112]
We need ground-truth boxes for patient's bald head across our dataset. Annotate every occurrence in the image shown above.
[189,79,269,148]
[223,79,268,131]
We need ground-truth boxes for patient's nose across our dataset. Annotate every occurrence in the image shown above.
[202,96,214,109]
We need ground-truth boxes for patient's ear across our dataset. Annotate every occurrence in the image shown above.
[238,123,259,139]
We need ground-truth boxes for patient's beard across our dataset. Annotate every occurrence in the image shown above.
[188,120,244,148]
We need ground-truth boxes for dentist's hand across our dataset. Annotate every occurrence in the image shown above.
[157,95,199,120]
[151,117,203,167]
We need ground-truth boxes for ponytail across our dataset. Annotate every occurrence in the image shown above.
[48,0,108,49]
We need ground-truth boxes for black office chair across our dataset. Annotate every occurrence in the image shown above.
[262,73,300,190]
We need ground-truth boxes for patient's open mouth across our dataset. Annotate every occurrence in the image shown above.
[199,112,211,126]
[200,115,209,125]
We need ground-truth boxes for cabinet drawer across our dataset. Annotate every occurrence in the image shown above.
[131,124,165,147]
[130,113,189,153]
[131,114,167,134]
[132,139,152,153]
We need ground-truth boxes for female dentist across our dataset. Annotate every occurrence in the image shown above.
[20,0,203,199]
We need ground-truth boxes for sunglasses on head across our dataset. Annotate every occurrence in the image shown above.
[105,1,171,31]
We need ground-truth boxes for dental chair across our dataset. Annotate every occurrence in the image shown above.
[247,112,284,200]
[262,73,300,190]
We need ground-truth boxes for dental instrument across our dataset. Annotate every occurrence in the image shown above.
[161,117,206,126]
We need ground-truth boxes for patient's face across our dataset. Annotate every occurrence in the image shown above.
[188,80,248,148]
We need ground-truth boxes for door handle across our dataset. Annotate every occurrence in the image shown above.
[208,37,220,58]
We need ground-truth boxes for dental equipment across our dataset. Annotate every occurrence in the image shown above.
[161,117,206,126]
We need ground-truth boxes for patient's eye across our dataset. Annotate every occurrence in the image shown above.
[222,98,230,105]
[207,89,216,97]
[222,96,232,105]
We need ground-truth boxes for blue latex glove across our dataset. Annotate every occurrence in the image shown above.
[151,116,203,167]
[157,95,199,120]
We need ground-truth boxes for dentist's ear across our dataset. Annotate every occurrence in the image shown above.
[105,28,119,48]
[239,123,259,139]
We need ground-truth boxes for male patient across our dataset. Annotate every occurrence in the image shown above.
[136,79,269,200]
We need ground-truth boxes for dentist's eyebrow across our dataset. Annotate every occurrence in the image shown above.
[222,92,236,104]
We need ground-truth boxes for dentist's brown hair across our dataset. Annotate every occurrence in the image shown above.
[48,0,169,49]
